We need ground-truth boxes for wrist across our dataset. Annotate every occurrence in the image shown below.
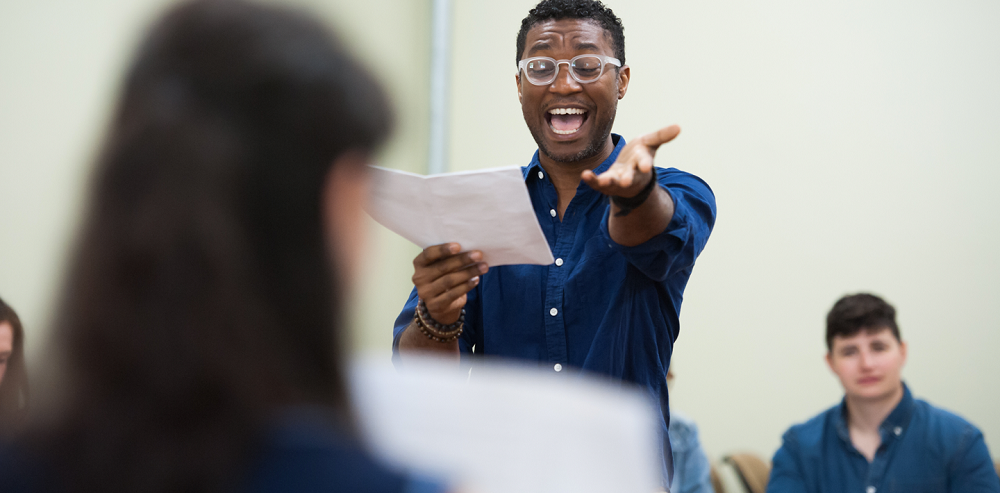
[414,299,464,343]
[611,167,657,217]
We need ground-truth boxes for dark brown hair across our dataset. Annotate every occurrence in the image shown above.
[826,293,901,352]
[516,0,626,65]
[0,296,28,435]
[26,1,392,491]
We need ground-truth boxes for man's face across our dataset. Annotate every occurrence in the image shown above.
[516,18,629,163]
[826,327,907,402]
[0,322,12,387]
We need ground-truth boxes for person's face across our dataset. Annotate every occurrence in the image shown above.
[516,18,629,163]
[826,327,907,402]
[0,322,13,387]
[322,153,372,288]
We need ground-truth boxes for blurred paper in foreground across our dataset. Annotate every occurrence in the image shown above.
[350,355,661,493]
[364,166,554,266]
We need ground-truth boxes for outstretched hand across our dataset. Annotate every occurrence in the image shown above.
[581,124,680,197]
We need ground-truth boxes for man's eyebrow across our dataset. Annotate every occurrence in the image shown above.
[526,42,552,56]
[573,42,602,53]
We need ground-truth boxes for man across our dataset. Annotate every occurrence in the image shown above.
[667,368,715,493]
[767,293,1000,493]
[392,0,716,484]
[0,296,27,436]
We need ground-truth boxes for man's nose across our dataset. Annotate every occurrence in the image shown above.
[549,63,582,94]
[859,350,874,369]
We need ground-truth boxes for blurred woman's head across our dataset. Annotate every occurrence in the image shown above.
[0,296,28,432]
[32,0,392,491]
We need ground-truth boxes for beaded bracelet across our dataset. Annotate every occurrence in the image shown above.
[414,299,464,342]
[611,167,658,217]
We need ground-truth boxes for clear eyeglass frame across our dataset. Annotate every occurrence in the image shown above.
[516,54,622,86]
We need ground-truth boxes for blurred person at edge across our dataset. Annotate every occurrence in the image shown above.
[393,0,716,487]
[0,1,446,492]
[767,293,1000,493]
[666,367,714,493]
[0,297,28,436]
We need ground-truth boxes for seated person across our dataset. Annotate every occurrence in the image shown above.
[0,1,445,492]
[767,293,1000,493]
[0,297,28,436]
[667,367,714,493]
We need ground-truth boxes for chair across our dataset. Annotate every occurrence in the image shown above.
[710,463,725,493]
[723,453,771,493]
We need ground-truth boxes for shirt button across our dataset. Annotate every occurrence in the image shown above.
[555,258,564,266]
[894,426,902,436]
[549,308,558,316]
[538,171,544,179]
[554,363,563,372]
[867,487,876,493]
[549,208,557,217]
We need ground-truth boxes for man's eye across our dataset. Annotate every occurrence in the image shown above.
[840,348,857,357]
[871,343,887,352]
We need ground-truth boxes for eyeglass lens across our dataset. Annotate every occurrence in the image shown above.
[525,56,606,85]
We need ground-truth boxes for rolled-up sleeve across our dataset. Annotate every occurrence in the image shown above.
[599,167,716,282]
[391,285,481,368]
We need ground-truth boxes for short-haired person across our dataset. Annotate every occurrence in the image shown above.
[0,1,445,492]
[0,297,28,436]
[767,293,1000,493]
[393,0,716,485]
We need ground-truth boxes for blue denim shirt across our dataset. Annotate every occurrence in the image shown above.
[393,135,717,485]
[669,409,715,493]
[767,384,1000,493]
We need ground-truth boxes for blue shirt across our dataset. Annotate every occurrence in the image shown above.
[393,135,717,485]
[244,408,446,493]
[0,408,446,493]
[767,384,1000,493]
[669,409,716,493]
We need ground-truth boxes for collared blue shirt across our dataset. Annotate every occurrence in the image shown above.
[669,409,716,493]
[768,384,1000,493]
[393,134,716,485]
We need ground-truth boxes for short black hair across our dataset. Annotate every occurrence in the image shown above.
[825,293,901,352]
[516,0,625,66]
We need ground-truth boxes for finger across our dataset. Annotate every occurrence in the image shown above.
[413,250,483,285]
[638,124,681,150]
[419,262,489,301]
[414,242,461,268]
[423,265,488,319]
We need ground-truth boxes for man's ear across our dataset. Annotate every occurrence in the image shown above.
[516,73,523,104]
[899,340,908,367]
[617,64,630,100]
[824,351,834,372]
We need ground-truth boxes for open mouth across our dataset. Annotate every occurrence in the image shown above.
[546,107,588,136]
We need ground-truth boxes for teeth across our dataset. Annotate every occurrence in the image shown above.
[548,108,585,115]
[552,128,578,135]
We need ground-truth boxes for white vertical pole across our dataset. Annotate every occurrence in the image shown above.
[427,0,451,175]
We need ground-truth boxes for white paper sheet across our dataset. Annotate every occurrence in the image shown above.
[364,165,554,266]
[349,354,662,493]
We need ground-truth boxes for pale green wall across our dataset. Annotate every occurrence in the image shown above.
[2,0,999,469]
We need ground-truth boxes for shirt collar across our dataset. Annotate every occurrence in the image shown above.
[834,382,915,443]
[522,134,626,181]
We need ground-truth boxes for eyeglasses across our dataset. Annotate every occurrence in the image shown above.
[517,54,621,86]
